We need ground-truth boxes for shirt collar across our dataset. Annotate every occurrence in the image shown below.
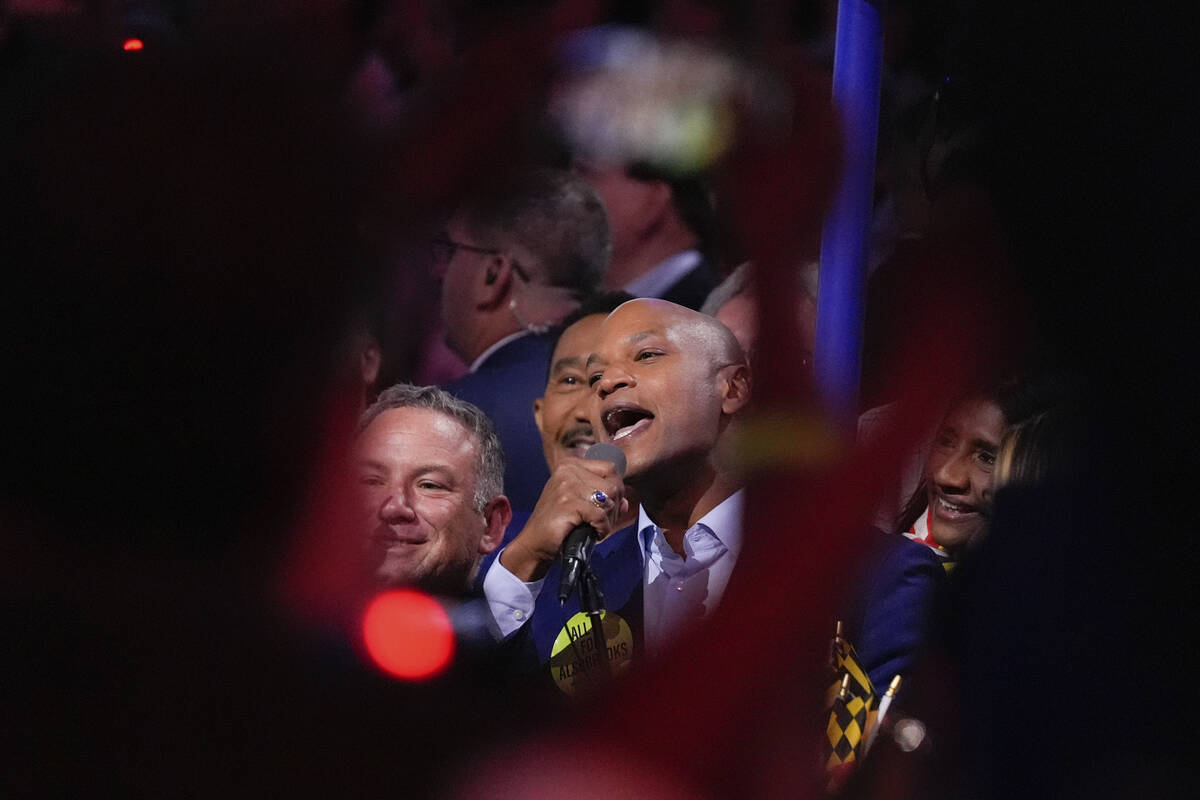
[622,249,702,299]
[467,329,532,373]
[638,488,746,561]
[904,507,952,559]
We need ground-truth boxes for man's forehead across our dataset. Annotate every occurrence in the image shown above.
[552,315,605,359]
[613,329,664,345]
[549,353,586,374]
[596,314,708,352]
[361,407,476,450]
[604,298,703,333]
[597,310,671,345]
[587,328,662,366]
[590,299,716,354]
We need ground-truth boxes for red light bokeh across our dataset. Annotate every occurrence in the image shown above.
[361,589,455,681]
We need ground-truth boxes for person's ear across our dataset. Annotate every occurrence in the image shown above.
[532,396,545,434]
[476,253,514,309]
[719,363,752,416]
[479,495,512,554]
[638,180,674,234]
[360,337,382,389]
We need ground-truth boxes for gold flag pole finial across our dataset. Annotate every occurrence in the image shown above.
[864,674,903,755]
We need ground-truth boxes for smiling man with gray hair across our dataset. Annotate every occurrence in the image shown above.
[355,383,512,595]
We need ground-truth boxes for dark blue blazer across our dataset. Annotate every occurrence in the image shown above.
[525,523,644,667]
[442,332,555,514]
[489,523,643,685]
[853,531,950,691]
[659,259,718,311]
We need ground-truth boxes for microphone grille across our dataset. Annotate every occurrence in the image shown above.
[584,442,627,479]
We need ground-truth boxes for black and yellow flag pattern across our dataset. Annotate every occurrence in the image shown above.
[824,624,879,772]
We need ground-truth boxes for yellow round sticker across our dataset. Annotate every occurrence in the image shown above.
[548,611,634,696]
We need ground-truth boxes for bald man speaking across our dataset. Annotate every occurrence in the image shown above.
[485,299,751,680]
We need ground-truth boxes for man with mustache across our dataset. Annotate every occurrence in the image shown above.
[485,298,751,668]
[480,292,640,674]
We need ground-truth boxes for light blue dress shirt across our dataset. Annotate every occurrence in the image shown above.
[484,489,744,657]
[638,489,744,658]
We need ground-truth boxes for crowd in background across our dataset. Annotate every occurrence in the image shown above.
[3,1,1198,797]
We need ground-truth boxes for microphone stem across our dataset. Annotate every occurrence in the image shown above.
[580,566,611,682]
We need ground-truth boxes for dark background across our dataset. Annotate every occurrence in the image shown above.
[2,1,1196,796]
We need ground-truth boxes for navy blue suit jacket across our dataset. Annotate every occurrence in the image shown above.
[853,531,950,691]
[659,259,718,311]
[491,523,643,685]
[442,332,555,514]
[526,523,644,667]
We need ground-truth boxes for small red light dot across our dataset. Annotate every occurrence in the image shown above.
[362,589,455,681]
[123,39,145,52]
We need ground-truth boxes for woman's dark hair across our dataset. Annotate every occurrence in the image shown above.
[994,399,1094,491]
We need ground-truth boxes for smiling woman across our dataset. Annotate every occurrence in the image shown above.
[922,395,1006,551]
[852,375,1061,690]
[897,375,1057,558]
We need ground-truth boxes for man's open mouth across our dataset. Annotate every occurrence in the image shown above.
[603,405,654,441]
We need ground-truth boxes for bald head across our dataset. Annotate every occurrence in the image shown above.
[587,298,751,487]
[595,298,746,373]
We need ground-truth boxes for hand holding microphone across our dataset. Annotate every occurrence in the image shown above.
[557,443,626,603]
[497,443,627,585]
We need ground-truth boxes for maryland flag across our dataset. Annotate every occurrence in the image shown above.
[824,622,879,776]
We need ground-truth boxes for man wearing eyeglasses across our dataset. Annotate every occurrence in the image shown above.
[435,167,611,514]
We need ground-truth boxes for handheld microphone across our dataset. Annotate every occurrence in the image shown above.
[557,443,626,604]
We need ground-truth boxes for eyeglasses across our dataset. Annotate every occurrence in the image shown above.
[430,235,532,282]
